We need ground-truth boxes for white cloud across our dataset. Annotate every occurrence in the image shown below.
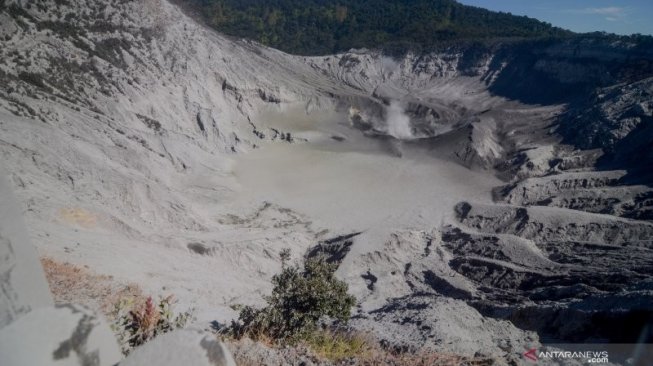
[576,6,627,21]
[583,7,623,16]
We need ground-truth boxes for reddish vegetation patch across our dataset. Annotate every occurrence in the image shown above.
[41,256,144,320]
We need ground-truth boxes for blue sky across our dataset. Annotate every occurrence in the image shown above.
[458,0,653,35]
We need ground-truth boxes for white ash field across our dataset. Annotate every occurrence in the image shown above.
[1,0,653,362]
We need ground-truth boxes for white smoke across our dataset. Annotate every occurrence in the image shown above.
[386,100,413,140]
[380,56,399,74]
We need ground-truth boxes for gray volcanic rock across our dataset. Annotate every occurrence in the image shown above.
[557,76,653,190]
[332,228,545,358]
[1,168,124,366]
[497,171,653,220]
[454,202,653,245]
[0,166,53,328]
[0,304,122,366]
[561,78,653,155]
[350,295,535,363]
[120,329,236,366]
[444,201,653,342]
[1,0,653,363]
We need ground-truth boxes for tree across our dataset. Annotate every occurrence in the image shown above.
[180,0,574,55]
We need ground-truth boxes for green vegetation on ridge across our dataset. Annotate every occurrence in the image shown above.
[181,0,571,55]
[226,251,356,343]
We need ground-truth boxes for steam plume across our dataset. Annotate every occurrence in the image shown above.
[386,100,413,140]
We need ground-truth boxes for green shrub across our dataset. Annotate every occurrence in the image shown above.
[111,295,194,355]
[36,20,85,39]
[227,251,356,343]
[18,71,50,91]
[136,113,162,132]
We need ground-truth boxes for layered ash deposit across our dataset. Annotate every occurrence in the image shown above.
[1,0,652,363]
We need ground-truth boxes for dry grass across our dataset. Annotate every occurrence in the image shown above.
[313,331,495,366]
[227,331,496,366]
[303,330,375,361]
[356,348,495,366]
[41,256,144,320]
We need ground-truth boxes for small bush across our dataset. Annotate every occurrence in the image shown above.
[93,37,130,68]
[6,4,34,21]
[136,113,162,132]
[226,251,356,343]
[18,71,50,91]
[112,295,194,355]
[36,20,84,39]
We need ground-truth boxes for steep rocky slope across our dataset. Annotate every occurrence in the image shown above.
[1,0,652,363]
[0,0,346,313]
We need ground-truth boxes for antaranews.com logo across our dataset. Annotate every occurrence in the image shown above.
[523,347,610,364]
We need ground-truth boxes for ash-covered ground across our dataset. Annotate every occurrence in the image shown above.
[1,0,652,363]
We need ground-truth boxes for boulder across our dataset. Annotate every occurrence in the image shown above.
[0,167,53,328]
[120,329,236,366]
[0,304,122,366]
